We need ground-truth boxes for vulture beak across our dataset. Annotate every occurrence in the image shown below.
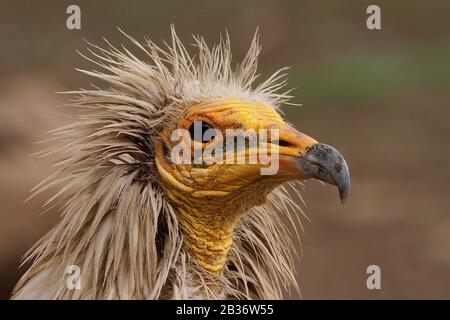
[271,124,350,204]
[297,143,350,204]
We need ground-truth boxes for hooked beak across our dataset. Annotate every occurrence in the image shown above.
[271,124,350,204]
[297,143,350,204]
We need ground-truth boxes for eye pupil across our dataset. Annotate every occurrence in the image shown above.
[188,121,215,143]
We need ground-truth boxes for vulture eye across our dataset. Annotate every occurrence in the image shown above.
[188,121,216,143]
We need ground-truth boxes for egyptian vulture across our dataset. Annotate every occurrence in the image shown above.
[12,27,349,300]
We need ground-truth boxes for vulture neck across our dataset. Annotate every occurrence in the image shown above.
[164,184,272,274]
[176,204,238,273]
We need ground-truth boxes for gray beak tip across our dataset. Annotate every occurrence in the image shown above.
[339,189,349,205]
[297,143,350,204]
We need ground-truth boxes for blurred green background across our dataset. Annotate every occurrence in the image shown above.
[0,0,449,299]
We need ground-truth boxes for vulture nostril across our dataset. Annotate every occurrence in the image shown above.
[272,139,294,148]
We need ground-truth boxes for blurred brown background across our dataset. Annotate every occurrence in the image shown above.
[1,0,449,299]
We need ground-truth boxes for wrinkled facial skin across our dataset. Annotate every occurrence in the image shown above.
[156,98,318,197]
[154,98,323,272]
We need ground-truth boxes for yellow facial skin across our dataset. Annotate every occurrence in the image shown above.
[155,98,317,272]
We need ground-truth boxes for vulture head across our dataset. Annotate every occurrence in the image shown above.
[13,27,349,300]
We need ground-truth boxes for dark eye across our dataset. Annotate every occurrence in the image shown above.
[188,120,216,143]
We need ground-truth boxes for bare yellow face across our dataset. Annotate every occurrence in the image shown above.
[156,98,318,194]
[154,98,321,272]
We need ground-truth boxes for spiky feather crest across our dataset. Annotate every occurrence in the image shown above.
[12,26,306,299]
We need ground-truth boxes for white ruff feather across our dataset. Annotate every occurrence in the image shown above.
[12,26,306,299]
